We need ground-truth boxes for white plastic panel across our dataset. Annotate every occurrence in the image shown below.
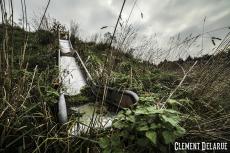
[59,39,86,95]
[59,39,72,53]
[60,56,87,95]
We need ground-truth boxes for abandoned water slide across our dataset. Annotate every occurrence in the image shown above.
[58,38,139,135]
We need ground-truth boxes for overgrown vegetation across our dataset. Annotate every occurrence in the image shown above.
[99,106,185,153]
[0,1,230,152]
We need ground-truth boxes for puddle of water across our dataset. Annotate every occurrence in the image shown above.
[69,103,114,135]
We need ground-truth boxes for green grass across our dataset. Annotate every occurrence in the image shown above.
[0,23,230,153]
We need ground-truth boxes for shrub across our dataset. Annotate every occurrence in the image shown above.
[99,106,185,153]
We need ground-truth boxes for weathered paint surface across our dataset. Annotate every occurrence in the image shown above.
[59,40,87,95]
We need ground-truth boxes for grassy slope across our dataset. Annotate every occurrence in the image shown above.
[1,25,230,152]
[75,38,230,141]
[74,37,230,144]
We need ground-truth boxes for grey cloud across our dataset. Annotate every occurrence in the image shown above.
[10,0,230,61]
[11,0,230,35]
[144,0,229,36]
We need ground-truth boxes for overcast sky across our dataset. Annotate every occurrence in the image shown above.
[10,0,230,62]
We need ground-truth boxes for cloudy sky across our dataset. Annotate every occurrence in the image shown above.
[10,0,230,62]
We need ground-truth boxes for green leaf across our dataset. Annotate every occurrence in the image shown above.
[145,131,157,144]
[126,115,135,122]
[112,121,122,129]
[174,126,186,136]
[150,123,159,129]
[135,107,149,115]
[116,112,125,119]
[137,125,149,131]
[125,109,132,115]
[99,137,110,149]
[167,99,182,106]
[139,96,155,102]
[46,90,59,97]
[162,131,175,144]
[161,115,179,127]
[164,109,181,115]
[135,106,161,115]
[146,106,159,113]
[164,109,180,114]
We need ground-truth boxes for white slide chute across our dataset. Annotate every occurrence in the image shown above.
[59,40,86,95]
[57,38,138,135]
[58,39,113,133]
